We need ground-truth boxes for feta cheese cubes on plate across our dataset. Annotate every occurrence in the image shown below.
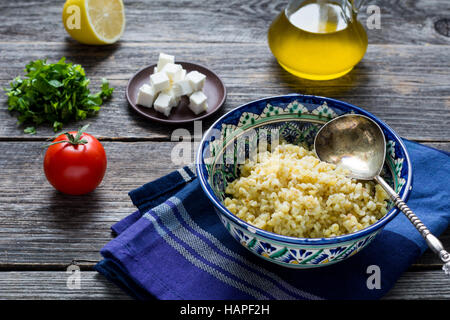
[163,86,181,105]
[136,84,156,108]
[150,72,170,92]
[135,53,209,117]
[161,63,183,82]
[189,91,208,115]
[154,92,177,117]
[186,71,206,91]
[176,69,187,82]
[172,79,193,97]
[156,53,174,72]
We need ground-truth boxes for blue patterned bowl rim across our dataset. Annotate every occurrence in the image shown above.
[196,94,413,245]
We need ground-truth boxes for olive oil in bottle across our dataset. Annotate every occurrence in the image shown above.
[268,0,368,80]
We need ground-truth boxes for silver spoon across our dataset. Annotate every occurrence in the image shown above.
[314,114,450,275]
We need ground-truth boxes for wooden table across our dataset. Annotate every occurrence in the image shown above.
[0,0,449,300]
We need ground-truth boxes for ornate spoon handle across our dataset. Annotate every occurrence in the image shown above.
[375,175,450,275]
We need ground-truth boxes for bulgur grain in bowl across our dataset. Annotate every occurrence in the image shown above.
[196,94,412,268]
[224,143,390,239]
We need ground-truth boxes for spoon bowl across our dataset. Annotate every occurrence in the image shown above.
[314,114,386,180]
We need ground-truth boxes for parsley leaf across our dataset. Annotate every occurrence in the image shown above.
[24,127,37,135]
[4,57,114,133]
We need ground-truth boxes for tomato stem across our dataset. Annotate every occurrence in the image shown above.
[45,124,90,147]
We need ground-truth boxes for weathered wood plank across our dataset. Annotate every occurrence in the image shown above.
[0,141,448,266]
[2,42,449,82]
[383,270,450,300]
[1,43,449,140]
[0,0,449,44]
[0,270,448,300]
[0,271,130,300]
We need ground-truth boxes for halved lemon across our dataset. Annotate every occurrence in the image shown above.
[62,0,125,45]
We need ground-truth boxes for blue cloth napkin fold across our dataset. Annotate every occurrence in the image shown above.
[95,140,450,300]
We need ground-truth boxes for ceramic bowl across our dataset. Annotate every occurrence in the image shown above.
[196,94,412,268]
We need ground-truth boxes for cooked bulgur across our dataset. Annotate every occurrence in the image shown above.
[224,143,389,238]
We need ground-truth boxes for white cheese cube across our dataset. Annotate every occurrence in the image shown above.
[189,101,208,115]
[172,79,193,97]
[156,53,175,72]
[185,71,206,91]
[150,72,170,92]
[136,84,157,108]
[162,87,181,105]
[161,63,183,82]
[154,92,176,117]
[173,69,186,82]
[189,91,208,115]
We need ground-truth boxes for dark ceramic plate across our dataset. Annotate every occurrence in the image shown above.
[126,62,227,124]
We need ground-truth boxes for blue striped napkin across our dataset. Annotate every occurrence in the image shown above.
[95,140,449,300]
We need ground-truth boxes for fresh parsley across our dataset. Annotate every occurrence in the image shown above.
[4,57,114,134]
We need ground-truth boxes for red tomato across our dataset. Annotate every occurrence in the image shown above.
[44,131,107,195]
